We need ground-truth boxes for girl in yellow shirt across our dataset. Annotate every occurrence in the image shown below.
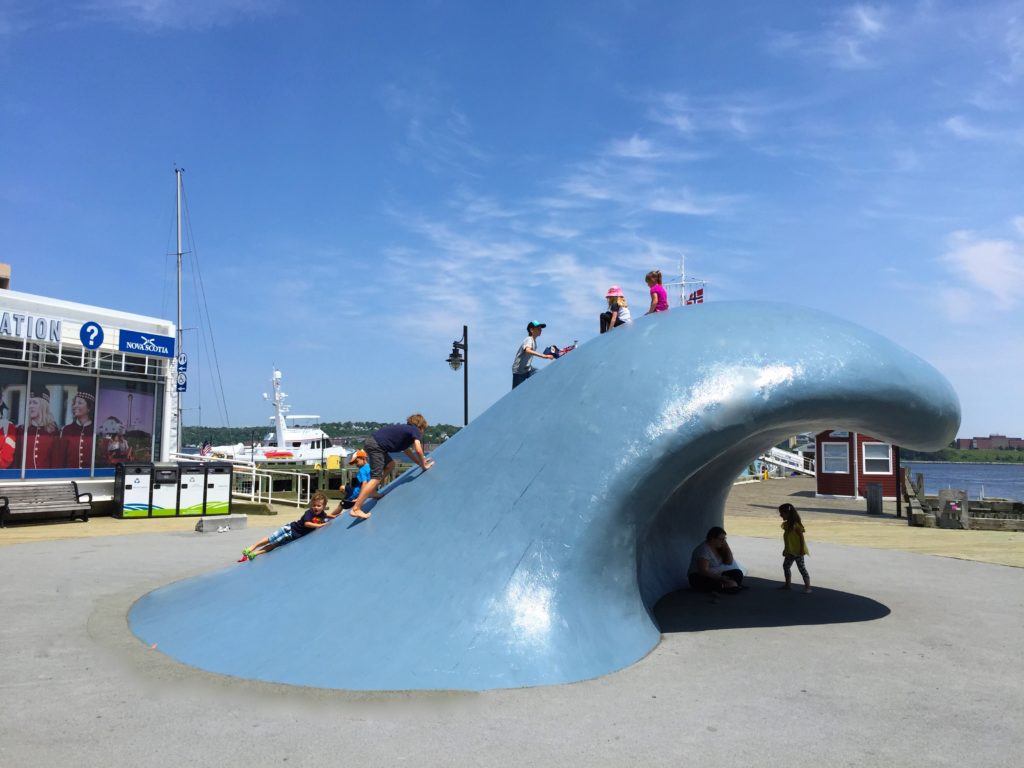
[778,503,812,593]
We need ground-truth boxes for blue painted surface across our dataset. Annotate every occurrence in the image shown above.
[129,303,960,691]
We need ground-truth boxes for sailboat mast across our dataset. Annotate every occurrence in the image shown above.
[175,167,183,453]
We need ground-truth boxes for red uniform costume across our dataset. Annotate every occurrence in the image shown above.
[0,422,17,469]
[55,421,94,469]
[17,425,59,470]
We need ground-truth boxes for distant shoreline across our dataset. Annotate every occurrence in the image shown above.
[902,460,1024,467]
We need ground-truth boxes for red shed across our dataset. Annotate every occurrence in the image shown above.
[815,430,900,500]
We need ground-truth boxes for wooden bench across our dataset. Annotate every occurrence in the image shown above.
[0,482,92,528]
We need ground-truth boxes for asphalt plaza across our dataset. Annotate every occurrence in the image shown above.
[0,488,1021,767]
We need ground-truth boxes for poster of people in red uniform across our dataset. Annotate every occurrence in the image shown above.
[95,379,155,469]
[0,367,27,478]
[21,371,97,477]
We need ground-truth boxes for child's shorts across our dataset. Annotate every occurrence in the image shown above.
[268,525,295,547]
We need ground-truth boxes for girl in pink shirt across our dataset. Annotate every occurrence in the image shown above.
[645,270,669,314]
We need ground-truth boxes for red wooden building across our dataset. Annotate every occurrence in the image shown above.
[814,430,900,500]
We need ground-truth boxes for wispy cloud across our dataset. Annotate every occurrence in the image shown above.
[559,157,737,217]
[943,114,1023,143]
[382,85,488,177]
[647,92,767,139]
[768,3,889,70]
[82,0,280,31]
[940,222,1024,313]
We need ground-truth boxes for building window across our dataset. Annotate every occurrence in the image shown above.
[821,442,849,474]
[863,442,892,474]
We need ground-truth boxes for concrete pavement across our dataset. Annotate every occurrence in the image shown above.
[1,518,1021,767]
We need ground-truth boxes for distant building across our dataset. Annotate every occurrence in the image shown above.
[815,430,900,500]
[955,435,1024,450]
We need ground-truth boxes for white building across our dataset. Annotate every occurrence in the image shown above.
[0,287,177,499]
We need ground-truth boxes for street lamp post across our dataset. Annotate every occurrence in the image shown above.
[446,325,469,426]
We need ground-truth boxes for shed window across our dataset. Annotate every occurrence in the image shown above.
[821,442,849,474]
[863,442,892,474]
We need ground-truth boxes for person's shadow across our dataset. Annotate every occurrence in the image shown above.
[653,577,889,633]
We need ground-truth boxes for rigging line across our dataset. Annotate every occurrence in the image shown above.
[189,250,217,426]
[180,183,231,426]
[183,207,223,428]
[180,182,228,426]
[161,192,177,320]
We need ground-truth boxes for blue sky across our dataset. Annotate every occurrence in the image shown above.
[2,1,1023,436]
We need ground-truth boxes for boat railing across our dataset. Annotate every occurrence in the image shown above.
[758,447,816,476]
[169,452,311,508]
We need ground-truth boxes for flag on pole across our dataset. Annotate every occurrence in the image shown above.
[686,288,705,305]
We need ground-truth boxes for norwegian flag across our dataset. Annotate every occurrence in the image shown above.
[686,288,705,305]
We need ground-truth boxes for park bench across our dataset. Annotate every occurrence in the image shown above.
[0,482,92,528]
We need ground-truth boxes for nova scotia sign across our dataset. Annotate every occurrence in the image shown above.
[118,330,176,358]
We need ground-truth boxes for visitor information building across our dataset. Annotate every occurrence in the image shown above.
[0,288,176,496]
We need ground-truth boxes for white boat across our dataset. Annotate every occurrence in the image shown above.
[213,370,348,465]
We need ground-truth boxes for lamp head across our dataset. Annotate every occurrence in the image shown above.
[446,349,464,371]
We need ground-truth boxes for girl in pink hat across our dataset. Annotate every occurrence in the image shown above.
[600,286,631,333]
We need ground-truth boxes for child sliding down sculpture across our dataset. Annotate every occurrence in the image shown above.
[239,492,329,561]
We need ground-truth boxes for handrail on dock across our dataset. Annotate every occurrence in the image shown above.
[168,452,311,508]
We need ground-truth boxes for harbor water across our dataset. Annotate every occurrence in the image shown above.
[902,461,1024,502]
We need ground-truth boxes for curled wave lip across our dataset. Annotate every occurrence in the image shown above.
[130,302,959,691]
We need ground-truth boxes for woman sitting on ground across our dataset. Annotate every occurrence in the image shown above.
[688,526,744,594]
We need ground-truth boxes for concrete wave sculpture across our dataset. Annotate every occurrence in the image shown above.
[130,302,960,691]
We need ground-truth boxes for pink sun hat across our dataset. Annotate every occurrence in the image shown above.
[605,285,624,298]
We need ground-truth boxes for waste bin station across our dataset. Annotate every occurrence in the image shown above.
[114,461,233,519]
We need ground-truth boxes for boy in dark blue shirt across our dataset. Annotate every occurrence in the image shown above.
[240,492,329,561]
[349,414,434,519]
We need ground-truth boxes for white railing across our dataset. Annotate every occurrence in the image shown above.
[758,447,816,476]
[169,453,311,508]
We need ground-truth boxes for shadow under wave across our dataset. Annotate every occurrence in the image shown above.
[653,577,890,633]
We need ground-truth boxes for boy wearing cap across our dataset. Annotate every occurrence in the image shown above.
[328,449,372,516]
[512,321,555,389]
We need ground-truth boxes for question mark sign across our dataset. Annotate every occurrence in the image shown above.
[79,321,104,349]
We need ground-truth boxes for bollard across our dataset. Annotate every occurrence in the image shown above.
[866,483,883,515]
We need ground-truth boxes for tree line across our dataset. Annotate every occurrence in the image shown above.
[182,421,462,448]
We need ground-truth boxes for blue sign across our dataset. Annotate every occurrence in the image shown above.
[177,352,188,372]
[175,372,187,393]
[79,321,104,350]
[119,330,175,358]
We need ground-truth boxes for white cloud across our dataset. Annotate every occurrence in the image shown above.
[941,227,1024,310]
[648,92,766,139]
[82,0,279,30]
[647,190,729,216]
[606,135,661,159]
[943,114,1024,144]
[382,86,488,178]
[1003,14,1024,81]
[768,3,889,70]
[943,115,993,140]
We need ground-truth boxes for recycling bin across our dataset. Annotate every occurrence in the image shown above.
[177,462,207,516]
[114,462,153,518]
[150,462,180,517]
[204,462,233,516]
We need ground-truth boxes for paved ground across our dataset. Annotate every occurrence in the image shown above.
[726,478,1024,567]
[1,482,1022,767]
[6,477,1022,567]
